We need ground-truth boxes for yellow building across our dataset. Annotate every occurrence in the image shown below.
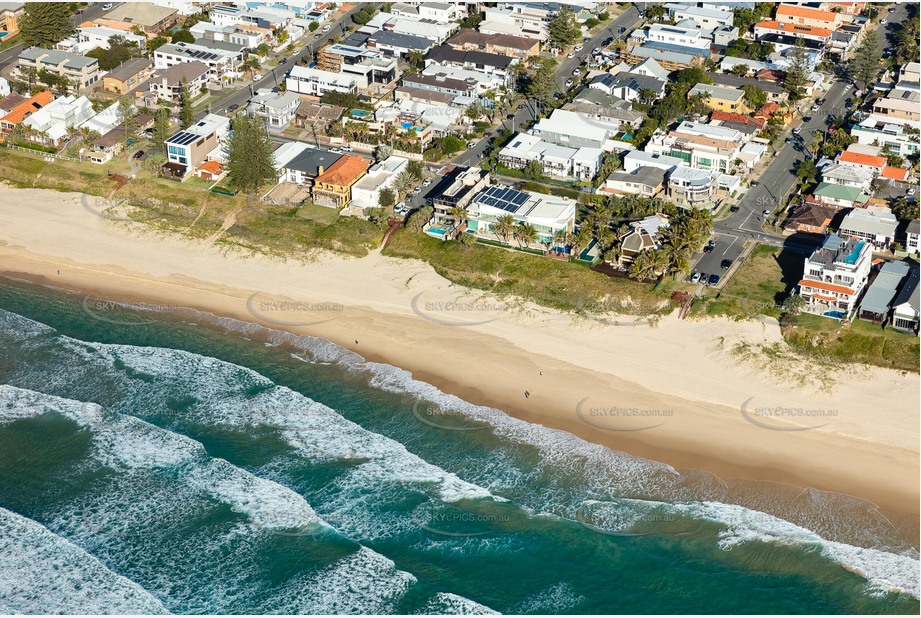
[312,154,369,208]
[688,83,750,114]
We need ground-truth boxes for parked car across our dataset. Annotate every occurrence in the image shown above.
[467,140,477,149]
[422,178,432,187]
[792,127,801,135]
[720,259,732,270]
[699,272,710,284]
[690,271,701,283]
[322,24,331,32]
[227,103,239,112]
[102,3,113,10]
[784,137,793,143]
[394,201,407,214]
[565,79,574,88]
[602,37,613,46]
[762,209,771,216]
[413,186,423,194]
[340,145,352,152]
[811,104,820,112]
[132,150,145,160]
[574,44,584,52]
[730,205,740,213]
[567,52,576,59]
[708,273,721,286]
[572,68,580,76]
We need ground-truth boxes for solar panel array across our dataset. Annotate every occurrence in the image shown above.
[167,131,199,146]
[182,48,219,61]
[477,185,529,213]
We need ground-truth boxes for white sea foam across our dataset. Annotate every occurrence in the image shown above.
[0,507,169,614]
[419,592,500,615]
[514,582,585,614]
[269,546,417,614]
[103,344,496,505]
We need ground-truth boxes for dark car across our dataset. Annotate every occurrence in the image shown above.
[699,272,710,284]
[132,150,145,160]
[708,273,721,286]
[750,181,759,187]
[227,103,239,112]
[720,259,732,270]
[730,205,740,213]
[602,37,613,46]
[703,244,714,254]
[784,137,793,143]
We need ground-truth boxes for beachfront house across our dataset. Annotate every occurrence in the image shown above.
[837,209,898,251]
[424,165,490,238]
[797,233,873,319]
[162,113,231,180]
[858,260,912,326]
[465,185,577,250]
[890,266,920,335]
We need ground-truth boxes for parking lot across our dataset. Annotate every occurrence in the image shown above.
[690,232,747,289]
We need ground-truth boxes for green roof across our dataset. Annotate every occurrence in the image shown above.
[812,182,867,202]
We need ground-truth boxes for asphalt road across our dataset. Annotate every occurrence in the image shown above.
[201,3,369,118]
[453,6,640,168]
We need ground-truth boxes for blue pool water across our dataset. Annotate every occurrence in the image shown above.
[843,241,866,265]
[350,108,371,118]
[823,310,846,320]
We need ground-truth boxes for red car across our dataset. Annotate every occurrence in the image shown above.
[132,150,145,160]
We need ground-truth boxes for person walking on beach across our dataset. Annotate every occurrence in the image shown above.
[524,390,530,399]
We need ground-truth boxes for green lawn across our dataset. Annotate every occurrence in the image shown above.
[691,242,919,373]
[692,244,801,319]
[382,228,676,317]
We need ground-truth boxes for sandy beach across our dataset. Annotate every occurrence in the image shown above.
[0,186,918,521]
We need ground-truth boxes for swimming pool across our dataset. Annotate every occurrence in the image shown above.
[350,108,371,118]
[823,310,846,320]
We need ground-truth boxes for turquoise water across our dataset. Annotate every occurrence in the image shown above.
[350,109,371,118]
[0,277,918,614]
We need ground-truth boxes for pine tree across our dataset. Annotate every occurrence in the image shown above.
[179,78,193,129]
[783,39,810,102]
[548,6,581,48]
[151,107,172,150]
[19,2,73,48]
[848,32,881,89]
[225,114,276,194]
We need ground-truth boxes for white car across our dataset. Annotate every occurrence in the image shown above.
[574,44,584,52]
[909,188,917,196]
[322,24,331,32]
[792,127,801,135]
[880,18,887,24]
[567,52,576,59]
[811,104,820,112]
[102,2,113,9]
[394,201,407,213]
[572,68,580,76]
[422,178,432,187]
[565,79,574,88]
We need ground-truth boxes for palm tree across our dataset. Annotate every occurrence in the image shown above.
[637,87,657,105]
[552,229,570,252]
[393,170,414,197]
[407,50,425,72]
[513,222,539,248]
[629,250,655,280]
[570,226,593,262]
[493,214,515,244]
[448,206,468,237]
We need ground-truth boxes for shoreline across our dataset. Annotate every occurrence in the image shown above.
[0,187,918,528]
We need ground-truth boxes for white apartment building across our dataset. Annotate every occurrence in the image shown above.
[286,65,359,96]
[798,233,873,319]
[350,155,409,209]
[663,3,733,30]
[838,209,899,250]
[59,26,147,54]
[645,121,744,173]
[246,89,300,128]
[153,41,244,81]
[645,23,712,50]
[467,185,577,248]
[850,114,920,158]
[498,132,603,181]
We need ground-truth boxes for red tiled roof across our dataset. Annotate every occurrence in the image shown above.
[710,109,766,129]
[880,166,909,180]
[0,91,54,127]
[316,154,368,187]
[776,4,837,22]
[197,160,222,174]
[799,279,855,296]
[755,19,833,38]
[837,150,886,168]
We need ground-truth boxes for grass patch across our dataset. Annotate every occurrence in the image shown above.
[0,146,382,258]
[692,244,799,319]
[382,227,674,316]
[691,242,918,373]
[782,313,919,374]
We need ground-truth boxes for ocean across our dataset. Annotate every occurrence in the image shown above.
[0,277,918,614]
